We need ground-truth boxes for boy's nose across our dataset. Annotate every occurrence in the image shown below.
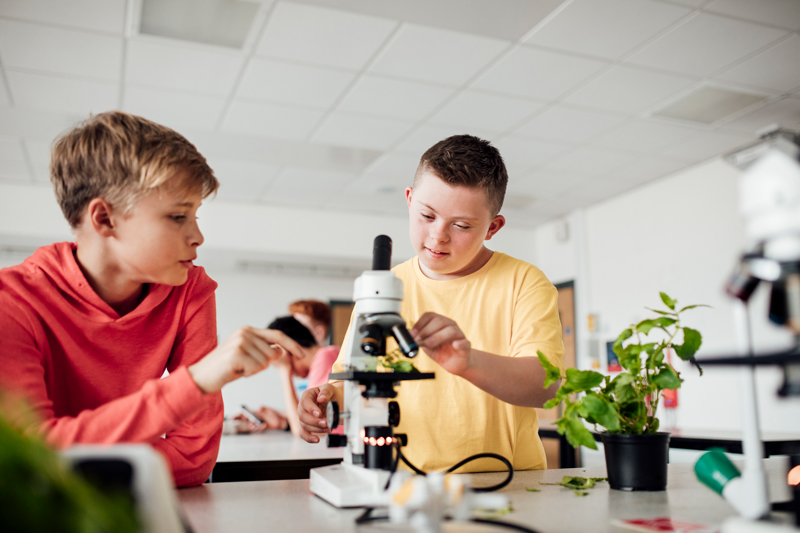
[189,221,204,247]
[429,223,449,243]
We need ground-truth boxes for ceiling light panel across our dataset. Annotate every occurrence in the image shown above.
[473,46,608,100]
[312,112,414,151]
[525,0,690,60]
[715,35,800,93]
[513,105,626,144]
[626,12,788,77]
[139,0,258,48]
[337,75,454,121]
[652,85,767,124]
[0,0,126,34]
[126,39,244,96]
[237,59,356,109]
[705,0,800,31]
[369,24,508,86]
[123,86,227,132]
[256,3,398,70]
[720,97,800,134]
[428,90,543,134]
[222,101,325,141]
[0,20,122,81]
[563,65,696,115]
[8,71,118,115]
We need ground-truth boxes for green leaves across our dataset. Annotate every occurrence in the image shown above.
[674,327,702,361]
[538,350,563,388]
[578,394,620,432]
[562,368,604,394]
[556,414,597,450]
[660,292,676,310]
[652,364,682,390]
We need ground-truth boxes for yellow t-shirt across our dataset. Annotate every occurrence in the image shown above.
[332,251,564,473]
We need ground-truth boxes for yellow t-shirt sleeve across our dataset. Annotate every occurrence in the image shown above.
[508,272,565,374]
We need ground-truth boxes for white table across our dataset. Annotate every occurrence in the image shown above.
[186,458,794,532]
[211,432,343,482]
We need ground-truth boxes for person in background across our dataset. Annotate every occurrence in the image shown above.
[288,299,340,388]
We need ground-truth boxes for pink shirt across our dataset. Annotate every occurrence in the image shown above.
[306,345,340,389]
[0,242,223,487]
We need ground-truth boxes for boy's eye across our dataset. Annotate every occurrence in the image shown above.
[171,215,186,222]
[455,224,471,230]
[422,214,434,220]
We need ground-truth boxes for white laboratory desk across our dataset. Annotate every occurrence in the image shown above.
[210,432,343,482]
[185,457,794,532]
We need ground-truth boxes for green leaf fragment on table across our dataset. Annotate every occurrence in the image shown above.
[473,506,513,519]
[526,488,541,492]
[539,476,607,490]
[379,359,420,373]
[573,491,590,497]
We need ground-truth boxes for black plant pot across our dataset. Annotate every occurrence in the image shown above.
[601,432,670,491]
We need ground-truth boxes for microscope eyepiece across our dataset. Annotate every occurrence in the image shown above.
[372,235,393,271]
[391,323,419,358]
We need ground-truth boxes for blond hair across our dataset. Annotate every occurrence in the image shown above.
[50,111,218,227]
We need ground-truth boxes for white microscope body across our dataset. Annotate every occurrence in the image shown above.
[309,235,434,508]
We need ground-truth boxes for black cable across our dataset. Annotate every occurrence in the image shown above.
[355,507,375,524]
[399,448,514,492]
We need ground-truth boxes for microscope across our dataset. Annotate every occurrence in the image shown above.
[309,235,435,508]
[694,129,800,531]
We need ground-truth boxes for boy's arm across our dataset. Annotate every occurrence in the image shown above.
[411,283,564,408]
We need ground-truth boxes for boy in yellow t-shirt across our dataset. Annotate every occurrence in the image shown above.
[298,135,564,472]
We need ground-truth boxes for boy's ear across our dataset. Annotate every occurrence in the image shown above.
[405,186,413,208]
[484,214,505,241]
[85,198,117,237]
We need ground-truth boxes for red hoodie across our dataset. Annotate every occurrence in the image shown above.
[0,242,223,487]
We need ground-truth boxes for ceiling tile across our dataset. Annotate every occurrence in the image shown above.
[611,156,693,183]
[326,184,408,216]
[513,104,627,144]
[525,0,691,60]
[222,101,325,141]
[0,20,122,81]
[256,2,397,70]
[705,0,800,31]
[0,137,30,181]
[492,136,572,176]
[365,152,421,185]
[126,39,245,96]
[543,146,640,175]
[337,75,454,121]
[508,169,592,199]
[563,65,697,114]
[715,35,800,93]
[207,158,282,201]
[345,172,408,197]
[590,119,704,155]
[8,70,118,115]
[262,167,356,207]
[719,97,800,134]
[626,12,788,77]
[312,112,414,151]
[123,86,226,132]
[428,90,543,134]
[661,130,755,161]
[474,46,609,100]
[369,24,509,86]
[24,139,51,183]
[393,124,496,155]
[0,0,126,34]
[237,58,355,109]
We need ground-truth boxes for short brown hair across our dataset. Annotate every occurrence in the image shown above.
[50,111,218,227]
[414,135,508,216]
[288,300,331,328]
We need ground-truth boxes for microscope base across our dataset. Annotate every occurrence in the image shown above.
[310,462,391,508]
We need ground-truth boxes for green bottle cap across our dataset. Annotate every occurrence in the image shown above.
[695,450,741,495]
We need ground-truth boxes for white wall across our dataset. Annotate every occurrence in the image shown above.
[533,158,800,433]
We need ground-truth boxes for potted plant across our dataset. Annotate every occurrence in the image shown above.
[538,292,707,491]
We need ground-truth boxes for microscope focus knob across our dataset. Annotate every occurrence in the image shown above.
[388,401,400,427]
[327,434,348,448]
[326,401,340,430]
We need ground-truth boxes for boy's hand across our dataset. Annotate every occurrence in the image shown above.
[411,312,473,376]
[297,383,338,443]
[189,326,304,394]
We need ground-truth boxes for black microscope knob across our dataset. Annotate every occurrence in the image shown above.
[388,401,400,427]
[326,401,340,430]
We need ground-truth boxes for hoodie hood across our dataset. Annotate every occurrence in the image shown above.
[24,242,174,323]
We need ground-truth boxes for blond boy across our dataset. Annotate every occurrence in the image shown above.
[298,135,564,472]
[0,112,299,486]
